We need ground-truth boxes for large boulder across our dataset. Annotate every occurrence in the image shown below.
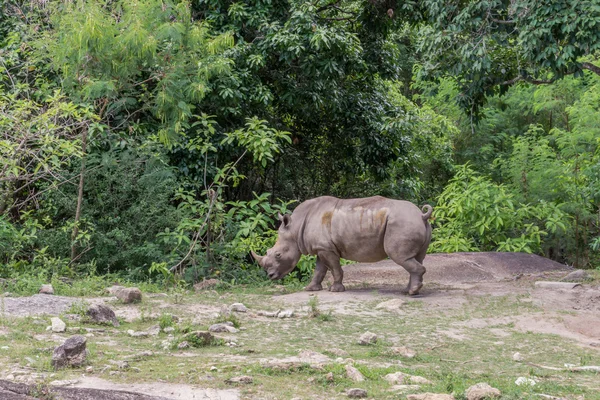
[465,383,501,400]
[109,286,142,303]
[52,335,87,368]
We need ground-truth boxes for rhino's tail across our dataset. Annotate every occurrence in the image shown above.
[421,205,433,221]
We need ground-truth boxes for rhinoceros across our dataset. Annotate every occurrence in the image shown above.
[251,196,433,295]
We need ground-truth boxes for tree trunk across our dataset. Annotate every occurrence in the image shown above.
[71,128,88,262]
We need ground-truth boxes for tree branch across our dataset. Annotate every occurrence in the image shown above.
[581,62,600,76]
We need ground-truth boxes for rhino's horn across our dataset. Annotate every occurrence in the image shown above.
[251,250,265,267]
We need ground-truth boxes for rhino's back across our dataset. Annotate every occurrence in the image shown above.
[295,196,426,261]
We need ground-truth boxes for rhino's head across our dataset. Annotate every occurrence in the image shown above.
[251,213,301,280]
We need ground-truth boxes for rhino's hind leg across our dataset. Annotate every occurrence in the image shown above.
[396,257,426,296]
[305,256,327,291]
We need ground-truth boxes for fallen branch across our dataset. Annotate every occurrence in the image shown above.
[526,362,600,372]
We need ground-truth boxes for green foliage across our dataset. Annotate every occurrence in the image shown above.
[432,165,569,254]
[44,0,234,142]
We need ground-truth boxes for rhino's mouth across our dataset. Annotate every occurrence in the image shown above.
[267,271,281,280]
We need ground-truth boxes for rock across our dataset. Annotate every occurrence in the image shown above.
[345,365,365,382]
[257,310,280,317]
[127,330,149,338]
[209,323,239,333]
[86,304,119,327]
[384,372,407,384]
[52,335,87,368]
[163,327,175,333]
[277,309,294,318]
[108,360,130,370]
[229,303,247,313]
[392,346,417,358]
[147,325,161,336]
[329,348,349,357]
[534,281,581,290]
[194,279,221,291]
[515,377,536,386]
[326,372,334,381]
[465,382,501,400]
[177,341,189,349]
[561,269,591,282]
[512,352,523,362]
[184,331,216,347]
[407,394,455,400]
[51,317,66,333]
[226,375,253,384]
[346,388,367,398]
[40,284,54,295]
[49,379,79,386]
[376,298,406,311]
[85,366,94,373]
[409,375,432,384]
[358,331,377,345]
[114,287,142,303]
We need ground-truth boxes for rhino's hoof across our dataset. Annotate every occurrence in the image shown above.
[329,283,345,292]
[408,283,423,296]
[305,283,323,291]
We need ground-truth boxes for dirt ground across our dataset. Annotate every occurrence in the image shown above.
[1,252,599,400]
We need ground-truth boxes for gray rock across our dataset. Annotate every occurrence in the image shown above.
[228,303,247,313]
[375,298,405,311]
[225,375,253,384]
[346,388,367,398]
[561,269,591,282]
[86,304,119,327]
[409,376,432,384]
[534,281,581,289]
[147,325,161,336]
[114,287,142,303]
[51,317,66,333]
[277,309,294,318]
[177,341,189,350]
[391,346,417,358]
[358,331,377,345]
[512,352,523,362]
[193,279,221,291]
[52,335,87,368]
[163,327,175,333]
[345,365,364,382]
[465,382,501,400]
[39,284,54,295]
[127,330,149,338]
[390,385,421,393]
[384,372,407,384]
[209,323,239,333]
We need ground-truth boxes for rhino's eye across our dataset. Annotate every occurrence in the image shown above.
[275,252,281,259]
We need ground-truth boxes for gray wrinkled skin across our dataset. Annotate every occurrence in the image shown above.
[252,196,433,295]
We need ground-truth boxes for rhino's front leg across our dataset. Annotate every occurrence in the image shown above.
[319,251,345,292]
[305,256,327,291]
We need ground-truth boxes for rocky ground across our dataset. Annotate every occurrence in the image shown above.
[0,252,599,400]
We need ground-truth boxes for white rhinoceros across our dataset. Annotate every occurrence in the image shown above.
[251,196,433,295]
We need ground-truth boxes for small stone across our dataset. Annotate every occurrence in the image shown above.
[86,304,119,327]
[40,284,54,295]
[376,298,406,311]
[210,366,218,371]
[345,365,365,382]
[358,331,377,345]
[184,331,216,347]
[384,372,407,384]
[51,317,66,333]
[6,374,15,380]
[108,360,130,370]
[329,348,349,357]
[52,335,87,368]
[114,287,142,303]
[226,375,253,384]
[163,327,175,333]
[178,341,189,349]
[465,382,501,400]
[277,309,294,318]
[561,269,591,282]
[49,379,79,386]
[229,303,247,313]
[127,330,149,338]
[409,375,432,385]
[194,279,221,291]
[515,377,536,386]
[407,394,455,400]
[326,372,334,381]
[392,346,417,358]
[209,323,239,333]
[85,366,94,373]
[346,388,367,398]
[147,325,161,336]
[1,346,9,350]
[257,310,280,317]
[512,352,523,362]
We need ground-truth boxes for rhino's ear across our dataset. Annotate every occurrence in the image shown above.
[278,213,292,229]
